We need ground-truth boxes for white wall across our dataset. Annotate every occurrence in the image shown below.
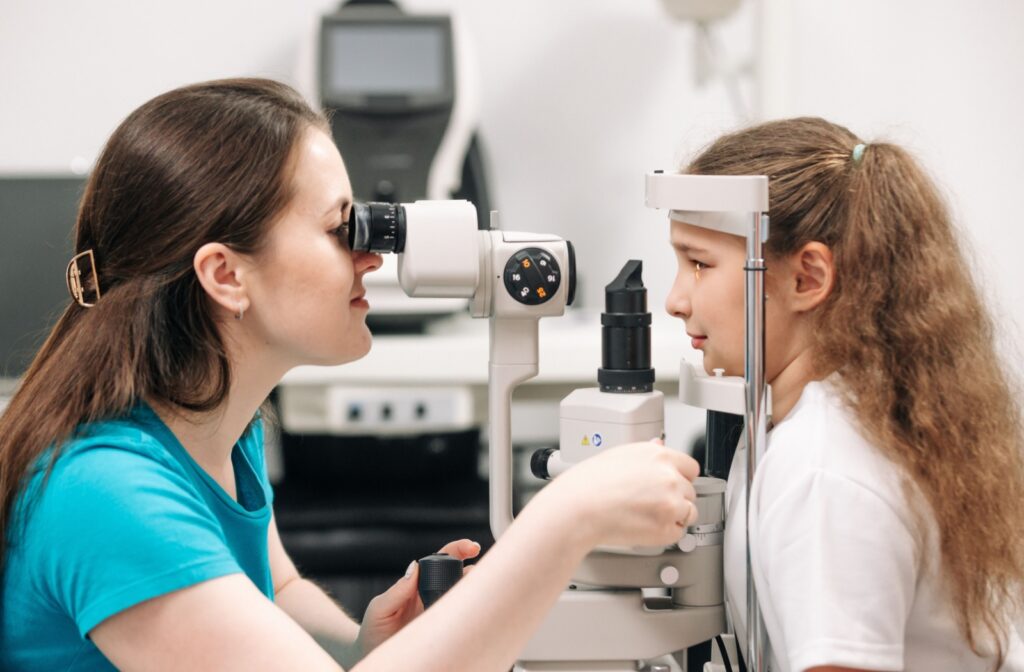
[3,0,1022,366]
[781,0,1024,370]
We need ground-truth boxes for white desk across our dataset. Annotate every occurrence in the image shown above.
[278,310,708,452]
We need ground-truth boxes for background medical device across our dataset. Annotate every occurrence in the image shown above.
[319,0,491,328]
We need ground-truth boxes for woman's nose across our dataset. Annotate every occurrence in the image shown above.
[355,251,383,275]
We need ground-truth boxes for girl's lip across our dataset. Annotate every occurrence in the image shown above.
[690,336,707,349]
[350,297,369,309]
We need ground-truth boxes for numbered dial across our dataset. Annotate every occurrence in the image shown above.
[503,247,562,305]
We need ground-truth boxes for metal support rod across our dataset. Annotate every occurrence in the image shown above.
[745,212,769,671]
[488,317,540,540]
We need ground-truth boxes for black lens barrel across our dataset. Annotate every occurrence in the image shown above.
[348,202,406,253]
[598,260,654,393]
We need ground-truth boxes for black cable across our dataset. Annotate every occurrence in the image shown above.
[714,635,734,672]
[737,640,747,672]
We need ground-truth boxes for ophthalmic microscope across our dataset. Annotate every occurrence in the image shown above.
[346,173,771,671]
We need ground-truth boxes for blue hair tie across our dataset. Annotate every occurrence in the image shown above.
[852,143,867,163]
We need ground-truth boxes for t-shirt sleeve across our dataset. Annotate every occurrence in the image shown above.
[32,444,244,638]
[757,468,918,672]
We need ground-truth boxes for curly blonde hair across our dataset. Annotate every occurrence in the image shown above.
[688,117,1024,666]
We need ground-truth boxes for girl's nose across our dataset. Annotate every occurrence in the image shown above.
[665,272,692,320]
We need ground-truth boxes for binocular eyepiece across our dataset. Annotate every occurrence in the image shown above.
[347,202,407,254]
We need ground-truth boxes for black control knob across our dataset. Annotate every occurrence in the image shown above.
[503,247,561,305]
[530,446,557,480]
[417,553,463,609]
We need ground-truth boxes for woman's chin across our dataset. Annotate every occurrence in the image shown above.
[306,332,373,367]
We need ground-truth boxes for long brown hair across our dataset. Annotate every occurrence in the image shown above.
[688,117,1024,665]
[0,79,327,589]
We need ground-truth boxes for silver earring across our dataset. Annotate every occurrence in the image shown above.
[235,303,244,321]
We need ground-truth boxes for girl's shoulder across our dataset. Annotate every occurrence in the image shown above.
[760,378,918,524]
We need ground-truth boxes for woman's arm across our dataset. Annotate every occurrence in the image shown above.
[90,573,344,672]
[267,515,361,667]
[268,515,481,667]
[90,442,696,671]
[353,482,591,671]
[355,441,698,671]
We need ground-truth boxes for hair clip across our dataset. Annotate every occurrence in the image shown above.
[66,249,102,308]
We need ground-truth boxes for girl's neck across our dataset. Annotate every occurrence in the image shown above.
[767,348,820,426]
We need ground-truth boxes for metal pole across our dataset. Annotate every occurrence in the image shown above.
[745,212,769,670]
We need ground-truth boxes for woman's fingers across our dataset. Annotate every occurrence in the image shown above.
[665,448,700,481]
[436,539,481,561]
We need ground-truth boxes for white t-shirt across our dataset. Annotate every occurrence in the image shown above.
[723,378,1024,672]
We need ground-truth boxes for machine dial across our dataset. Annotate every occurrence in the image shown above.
[503,247,561,305]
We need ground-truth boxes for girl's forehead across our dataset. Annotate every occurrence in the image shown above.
[670,220,745,252]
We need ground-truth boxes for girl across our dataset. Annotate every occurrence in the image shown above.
[665,117,1024,671]
[0,79,701,671]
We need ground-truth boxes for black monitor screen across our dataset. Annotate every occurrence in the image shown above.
[0,177,85,379]
[324,23,447,97]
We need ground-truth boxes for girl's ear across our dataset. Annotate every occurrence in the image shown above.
[780,241,835,313]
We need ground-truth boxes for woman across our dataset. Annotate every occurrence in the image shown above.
[665,117,1024,671]
[0,79,700,670]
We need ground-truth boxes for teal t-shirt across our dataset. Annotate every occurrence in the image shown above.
[0,402,274,670]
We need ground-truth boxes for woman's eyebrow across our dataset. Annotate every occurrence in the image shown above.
[322,196,352,217]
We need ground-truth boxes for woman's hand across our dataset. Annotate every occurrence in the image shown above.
[354,538,481,659]
[535,442,700,549]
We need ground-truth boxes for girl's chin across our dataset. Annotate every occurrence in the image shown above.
[702,358,737,377]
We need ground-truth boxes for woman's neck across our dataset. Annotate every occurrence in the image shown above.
[147,341,289,493]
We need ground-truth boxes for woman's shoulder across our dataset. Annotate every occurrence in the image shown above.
[35,406,185,490]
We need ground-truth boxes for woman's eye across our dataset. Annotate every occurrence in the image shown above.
[693,260,707,280]
[330,223,350,246]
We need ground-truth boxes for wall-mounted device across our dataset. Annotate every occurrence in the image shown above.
[318,1,491,328]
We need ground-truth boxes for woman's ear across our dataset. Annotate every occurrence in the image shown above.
[780,242,835,313]
[193,242,251,317]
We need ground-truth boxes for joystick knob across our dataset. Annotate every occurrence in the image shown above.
[417,553,463,609]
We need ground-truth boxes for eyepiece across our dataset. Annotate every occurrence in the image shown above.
[598,260,654,393]
[348,202,406,253]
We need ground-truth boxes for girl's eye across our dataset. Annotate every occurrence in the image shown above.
[693,260,707,280]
